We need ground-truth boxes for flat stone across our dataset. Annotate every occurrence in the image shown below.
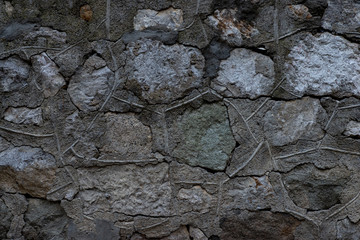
[283,164,351,210]
[134,8,183,31]
[212,48,275,99]
[283,32,360,98]
[0,56,30,93]
[4,107,43,125]
[77,163,172,216]
[124,39,204,104]
[177,186,214,214]
[100,113,153,159]
[344,121,360,138]
[263,97,325,146]
[206,9,259,46]
[31,52,65,98]
[170,104,236,171]
[68,55,114,112]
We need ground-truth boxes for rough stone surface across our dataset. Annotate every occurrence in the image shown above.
[4,107,43,125]
[213,48,275,99]
[177,186,214,214]
[283,33,360,98]
[170,104,236,171]
[344,121,360,138]
[0,56,30,93]
[134,8,183,31]
[124,39,205,104]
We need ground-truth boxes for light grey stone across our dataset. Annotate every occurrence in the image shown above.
[263,97,325,146]
[206,9,259,46]
[4,107,42,125]
[0,199,12,240]
[68,55,115,112]
[100,112,153,159]
[23,27,66,45]
[0,136,11,152]
[161,226,190,240]
[170,104,236,171]
[77,163,172,216]
[124,39,204,104]
[134,8,183,31]
[344,121,360,137]
[213,48,275,99]
[336,218,360,240]
[189,227,207,240]
[0,56,30,93]
[283,32,360,98]
[177,186,215,214]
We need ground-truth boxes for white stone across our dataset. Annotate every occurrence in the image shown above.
[134,7,183,31]
[31,52,65,98]
[4,107,43,125]
[284,33,360,97]
[213,48,275,99]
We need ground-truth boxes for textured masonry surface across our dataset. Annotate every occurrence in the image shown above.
[1,0,360,239]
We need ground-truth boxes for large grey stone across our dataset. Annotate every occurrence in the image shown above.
[170,104,236,171]
[0,56,30,93]
[263,97,325,146]
[212,48,275,99]
[77,163,172,216]
[134,8,183,31]
[4,107,43,125]
[124,39,205,104]
[283,33,360,98]
[68,55,115,112]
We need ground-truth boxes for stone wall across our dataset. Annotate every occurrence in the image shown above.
[1,0,360,239]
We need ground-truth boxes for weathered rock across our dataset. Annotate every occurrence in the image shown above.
[24,27,66,46]
[7,214,25,239]
[134,8,183,31]
[189,227,207,240]
[31,52,65,98]
[161,226,190,240]
[68,55,115,112]
[220,211,301,240]
[24,198,69,240]
[263,97,325,146]
[0,199,12,240]
[344,121,360,138]
[206,9,259,46]
[0,136,11,152]
[212,48,275,99]
[322,0,360,38]
[4,1,15,17]
[170,104,236,171]
[283,33,360,98]
[77,163,172,216]
[283,164,351,210]
[177,186,214,214]
[124,39,205,104]
[0,56,30,93]
[100,113,153,159]
[336,217,360,240]
[178,18,214,49]
[0,22,35,41]
[4,107,43,125]
[2,193,28,216]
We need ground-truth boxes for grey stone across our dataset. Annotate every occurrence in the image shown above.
[0,136,11,152]
[283,32,360,98]
[122,30,178,45]
[263,97,325,146]
[170,104,236,171]
[77,163,172,216]
[0,56,30,93]
[283,164,351,210]
[189,227,207,240]
[23,27,66,46]
[4,107,43,125]
[7,214,25,239]
[2,193,28,216]
[0,199,12,240]
[336,217,360,240]
[161,226,190,240]
[0,22,36,41]
[212,48,275,99]
[134,8,183,31]
[100,112,153,159]
[177,186,215,214]
[344,121,360,138]
[68,55,115,112]
[178,18,214,49]
[124,39,204,104]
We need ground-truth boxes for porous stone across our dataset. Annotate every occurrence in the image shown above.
[100,113,153,159]
[212,48,275,99]
[170,104,236,171]
[283,164,351,210]
[124,39,205,104]
[283,32,360,98]
[68,55,115,112]
[31,52,65,98]
[206,9,259,46]
[4,107,43,125]
[0,56,30,93]
[134,8,183,31]
[344,121,360,138]
[77,163,172,216]
[177,186,214,214]
[263,97,325,146]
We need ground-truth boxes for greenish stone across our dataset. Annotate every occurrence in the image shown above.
[173,104,236,171]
